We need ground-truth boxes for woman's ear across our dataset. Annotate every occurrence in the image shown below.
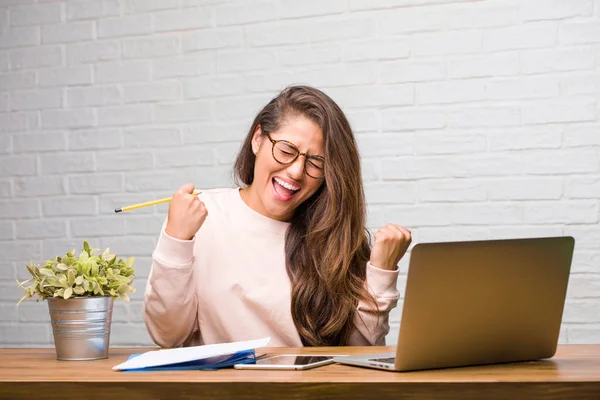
[251,124,263,155]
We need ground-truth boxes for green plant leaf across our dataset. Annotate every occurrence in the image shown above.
[39,268,55,277]
[63,287,72,299]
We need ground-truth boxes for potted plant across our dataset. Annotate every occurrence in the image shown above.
[16,241,135,361]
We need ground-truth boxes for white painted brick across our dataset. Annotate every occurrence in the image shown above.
[41,238,87,261]
[280,46,342,67]
[182,122,247,144]
[110,323,153,346]
[10,46,62,70]
[0,303,18,322]
[215,1,277,26]
[564,227,600,249]
[346,109,379,133]
[13,132,67,153]
[67,0,119,21]
[350,0,470,10]
[419,179,487,202]
[378,7,445,35]
[0,72,35,90]
[417,79,484,104]
[16,219,66,239]
[0,26,39,49]
[447,106,521,128]
[245,22,308,47]
[66,86,122,108]
[41,109,96,129]
[154,8,213,32]
[521,47,596,74]
[0,113,30,132]
[99,193,154,215]
[42,196,97,217]
[447,53,519,79]
[0,240,41,261]
[96,151,153,172]
[328,85,414,109]
[244,71,299,93]
[292,63,377,88]
[67,40,120,64]
[11,88,62,111]
[522,98,595,124]
[152,54,215,79]
[0,325,50,345]
[98,15,153,39]
[566,177,600,198]
[356,133,413,157]
[17,303,50,324]
[124,172,183,192]
[70,217,126,237]
[447,4,519,28]
[218,49,277,73]
[364,182,416,204]
[570,251,600,273]
[10,3,61,26]
[561,73,600,96]
[0,52,9,72]
[382,108,446,131]
[123,81,181,103]
[522,0,593,21]
[567,275,600,298]
[41,21,95,44]
[559,20,600,44]
[123,0,174,13]
[69,129,122,150]
[487,178,563,201]
[522,149,599,175]
[184,75,244,98]
[563,125,600,147]
[0,130,10,151]
[417,227,491,244]
[97,104,153,127]
[523,200,598,224]
[379,60,445,84]
[342,39,410,62]
[96,60,151,83]
[122,36,179,59]
[0,156,35,177]
[0,221,15,240]
[182,165,232,188]
[38,65,93,87]
[155,147,214,168]
[182,28,242,51]
[485,76,559,100]
[125,215,165,235]
[280,0,346,19]
[566,325,600,344]
[215,94,270,120]
[124,127,181,148]
[39,152,95,175]
[488,225,564,241]
[0,200,39,219]
[309,18,377,44]
[0,92,7,112]
[413,30,482,56]
[154,100,213,123]
[415,131,486,155]
[69,173,123,194]
[385,203,523,227]
[563,300,600,323]
[488,126,562,151]
[215,142,242,164]
[484,22,557,51]
[0,181,12,198]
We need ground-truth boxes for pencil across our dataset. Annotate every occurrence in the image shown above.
[114,190,201,213]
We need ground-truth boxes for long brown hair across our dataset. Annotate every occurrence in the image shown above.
[233,85,377,346]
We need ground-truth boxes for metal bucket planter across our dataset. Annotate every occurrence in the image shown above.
[47,296,114,361]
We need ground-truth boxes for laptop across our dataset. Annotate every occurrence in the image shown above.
[335,236,575,372]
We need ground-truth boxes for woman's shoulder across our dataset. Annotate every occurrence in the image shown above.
[197,187,240,210]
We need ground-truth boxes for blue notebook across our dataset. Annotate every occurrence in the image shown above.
[123,349,257,372]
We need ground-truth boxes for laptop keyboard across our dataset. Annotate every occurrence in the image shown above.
[369,357,395,364]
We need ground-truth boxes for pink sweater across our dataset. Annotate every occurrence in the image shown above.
[143,188,400,347]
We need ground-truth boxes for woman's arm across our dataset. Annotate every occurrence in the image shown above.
[349,262,400,345]
[142,229,199,348]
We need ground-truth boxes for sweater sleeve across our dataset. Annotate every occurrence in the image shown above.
[142,227,199,348]
[349,262,400,346]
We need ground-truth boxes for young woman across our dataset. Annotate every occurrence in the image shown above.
[143,86,411,347]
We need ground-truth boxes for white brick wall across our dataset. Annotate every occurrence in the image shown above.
[0,0,599,347]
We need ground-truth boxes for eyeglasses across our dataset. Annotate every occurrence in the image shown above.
[265,133,325,179]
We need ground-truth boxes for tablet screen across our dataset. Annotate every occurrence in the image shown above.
[256,355,332,366]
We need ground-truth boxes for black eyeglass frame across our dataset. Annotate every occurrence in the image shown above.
[265,133,326,179]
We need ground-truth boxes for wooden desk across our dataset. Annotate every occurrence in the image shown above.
[1,345,599,400]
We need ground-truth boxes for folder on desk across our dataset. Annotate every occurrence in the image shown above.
[113,337,270,372]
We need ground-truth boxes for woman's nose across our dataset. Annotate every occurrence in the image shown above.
[286,156,306,179]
